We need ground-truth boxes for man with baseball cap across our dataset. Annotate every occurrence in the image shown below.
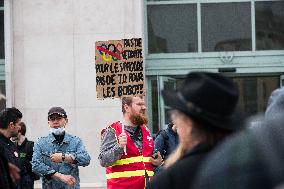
[32,107,91,189]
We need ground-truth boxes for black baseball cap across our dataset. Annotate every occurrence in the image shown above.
[48,107,67,118]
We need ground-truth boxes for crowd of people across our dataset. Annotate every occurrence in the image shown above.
[99,71,284,189]
[1,71,284,189]
[0,107,90,189]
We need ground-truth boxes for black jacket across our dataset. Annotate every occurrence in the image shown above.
[0,133,20,168]
[149,144,211,189]
[0,133,20,189]
[17,138,38,189]
[0,146,15,189]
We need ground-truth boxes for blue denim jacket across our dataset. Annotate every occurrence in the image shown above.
[32,133,91,189]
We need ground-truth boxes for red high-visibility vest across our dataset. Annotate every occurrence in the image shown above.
[104,122,154,189]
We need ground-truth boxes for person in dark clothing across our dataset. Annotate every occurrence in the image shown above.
[0,107,23,189]
[155,123,179,160]
[149,72,241,189]
[0,145,20,189]
[11,122,39,189]
[193,87,284,189]
[154,123,179,173]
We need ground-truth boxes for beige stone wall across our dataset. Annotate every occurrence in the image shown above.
[9,0,144,188]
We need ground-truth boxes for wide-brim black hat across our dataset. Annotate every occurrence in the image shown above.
[162,72,240,131]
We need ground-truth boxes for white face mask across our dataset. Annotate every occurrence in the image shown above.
[49,127,65,135]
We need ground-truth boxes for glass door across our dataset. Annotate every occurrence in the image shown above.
[147,76,177,134]
[232,75,280,116]
[158,76,177,130]
[147,74,281,135]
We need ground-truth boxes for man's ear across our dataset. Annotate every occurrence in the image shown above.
[8,122,14,129]
[124,104,130,113]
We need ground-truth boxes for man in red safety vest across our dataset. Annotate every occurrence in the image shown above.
[99,96,163,189]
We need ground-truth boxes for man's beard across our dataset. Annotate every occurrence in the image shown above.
[129,113,148,126]
[10,131,18,138]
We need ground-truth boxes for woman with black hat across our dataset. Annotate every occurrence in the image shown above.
[148,71,242,189]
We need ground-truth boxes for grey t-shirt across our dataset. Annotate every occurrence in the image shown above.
[98,123,143,167]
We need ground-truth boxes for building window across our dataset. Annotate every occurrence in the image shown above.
[149,79,159,133]
[149,75,279,134]
[0,0,4,59]
[146,0,284,54]
[145,0,283,133]
[0,80,5,110]
[255,1,284,50]
[233,76,279,115]
[202,2,251,52]
[0,0,6,111]
[147,4,197,53]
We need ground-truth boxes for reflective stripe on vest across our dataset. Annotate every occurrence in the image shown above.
[110,156,151,167]
[106,170,154,179]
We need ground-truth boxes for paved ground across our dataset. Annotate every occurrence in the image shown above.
[34,182,106,189]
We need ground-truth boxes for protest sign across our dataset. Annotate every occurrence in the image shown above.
[95,38,144,99]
